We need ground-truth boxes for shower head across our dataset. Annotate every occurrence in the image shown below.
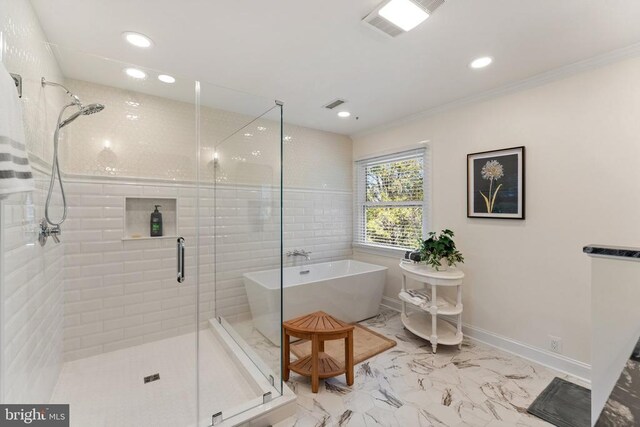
[58,103,105,129]
[81,103,105,115]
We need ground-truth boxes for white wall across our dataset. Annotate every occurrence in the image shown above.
[0,0,67,403]
[353,56,640,366]
[590,256,640,422]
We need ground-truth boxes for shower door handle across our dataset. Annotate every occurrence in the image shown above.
[177,237,185,283]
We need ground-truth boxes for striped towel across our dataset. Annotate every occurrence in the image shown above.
[0,62,34,198]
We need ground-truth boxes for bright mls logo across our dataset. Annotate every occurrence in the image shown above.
[0,405,69,426]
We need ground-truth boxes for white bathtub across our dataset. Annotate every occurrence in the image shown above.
[243,260,387,344]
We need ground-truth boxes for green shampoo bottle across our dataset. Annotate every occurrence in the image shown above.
[150,205,163,237]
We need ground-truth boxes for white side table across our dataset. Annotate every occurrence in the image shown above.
[398,261,464,353]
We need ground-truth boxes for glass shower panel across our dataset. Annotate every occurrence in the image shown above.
[197,81,283,425]
[1,44,200,426]
[0,38,284,427]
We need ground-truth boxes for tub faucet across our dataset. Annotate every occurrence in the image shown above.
[287,249,311,274]
[286,249,311,261]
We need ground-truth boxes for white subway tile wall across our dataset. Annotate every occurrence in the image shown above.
[61,179,352,360]
[62,180,209,361]
[1,168,64,403]
[53,78,353,359]
[1,0,70,403]
[282,190,353,262]
[213,185,353,327]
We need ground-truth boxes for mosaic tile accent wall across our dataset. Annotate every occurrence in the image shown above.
[62,79,353,191]
[0,0,67,164]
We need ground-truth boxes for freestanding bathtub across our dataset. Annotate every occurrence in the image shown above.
[243,260,387,344]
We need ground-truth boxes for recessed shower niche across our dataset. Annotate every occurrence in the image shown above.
[123,197,177,240]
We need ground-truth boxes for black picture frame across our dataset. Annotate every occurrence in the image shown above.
[467,146,525,219]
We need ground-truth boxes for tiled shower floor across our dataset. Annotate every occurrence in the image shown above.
[50,330,259,427]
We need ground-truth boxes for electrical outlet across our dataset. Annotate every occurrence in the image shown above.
[549,335,563,354]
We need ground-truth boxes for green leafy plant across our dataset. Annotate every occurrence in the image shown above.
[419,229,464,270]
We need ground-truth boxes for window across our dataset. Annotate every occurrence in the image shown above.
[354,148,429,251]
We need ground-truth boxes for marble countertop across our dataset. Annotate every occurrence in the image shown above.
[583,245,640,260]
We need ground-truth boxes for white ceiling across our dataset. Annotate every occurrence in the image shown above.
[30,0,640,136]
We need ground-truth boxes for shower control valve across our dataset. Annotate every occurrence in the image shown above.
[38,218,61,246]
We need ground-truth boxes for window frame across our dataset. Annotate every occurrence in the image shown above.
[353,147,430,256]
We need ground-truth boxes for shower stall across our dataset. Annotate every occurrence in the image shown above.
[0,41,291,427]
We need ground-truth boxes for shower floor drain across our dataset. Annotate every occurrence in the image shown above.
[143,373,160,384]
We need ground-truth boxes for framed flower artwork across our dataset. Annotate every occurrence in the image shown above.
[467,146,525,219]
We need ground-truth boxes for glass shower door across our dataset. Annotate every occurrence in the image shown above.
[0,36,286,427]
[0,43,200,426]
[197,82,283,425]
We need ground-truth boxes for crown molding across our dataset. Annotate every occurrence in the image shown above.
[352,42,640,139]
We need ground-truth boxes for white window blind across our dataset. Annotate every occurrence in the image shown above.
[354,148,429,251]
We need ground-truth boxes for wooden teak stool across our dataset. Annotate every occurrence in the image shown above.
[283,311,354,393]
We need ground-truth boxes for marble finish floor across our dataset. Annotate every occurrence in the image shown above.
[234,309,586,427]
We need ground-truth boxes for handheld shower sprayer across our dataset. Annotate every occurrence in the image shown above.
[39,77,105,245]
[41,78,105,128]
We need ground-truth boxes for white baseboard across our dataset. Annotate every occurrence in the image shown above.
[380,296,591,384]
[381,296,404,311]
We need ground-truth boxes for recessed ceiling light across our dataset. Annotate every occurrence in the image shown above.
[122,32,153,48]
[244,133,253,137]
[124,68,146,79]
[378,0,429,32]
[337,111,351,118]
[158,74,175,84]
[470,56,493,69]
[257,126,267,131]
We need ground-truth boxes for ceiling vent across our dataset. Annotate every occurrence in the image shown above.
[414,0,445,12]
[362,0,444,38]
[323,99,346,110]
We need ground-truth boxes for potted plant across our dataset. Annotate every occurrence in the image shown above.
[419,229,464,271]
